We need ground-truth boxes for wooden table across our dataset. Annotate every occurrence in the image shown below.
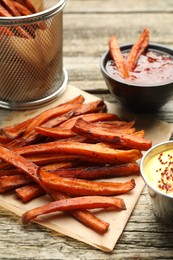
[1,0,173,259]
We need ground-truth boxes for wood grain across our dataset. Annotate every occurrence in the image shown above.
[0,0,173,259]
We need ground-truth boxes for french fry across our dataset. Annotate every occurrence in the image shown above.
[13,0,36,13]
[26,154,80,166]
[4,96,84,145]
[41,161,80,171]
[12,1,32,16]
[72,118,152,151]
[48,163,140,179]
[0,94,153,235]
[127,28,150,71]
[60,95,85,105]
[0,168,23,176]
[59,113,119,130]
[6,104,83,148]
[39,169,136,196]
[24,103,84,135]
[0,3,31,38]
[109,35,130,78]
[35,126,136,139]
[0,146,110,234]
[0,118,33,143]
[25,0,36,13]
[15,183,45,202]
[36,127,76,139]
[0,26,14,36]
[46,189,110,235]
[1,0,21,16]
[0,155,82,170]
[0,174,33,193]
[22,196,126,224]
[13,141,142,164]
[43,100,107,128]
[94,120,136,129]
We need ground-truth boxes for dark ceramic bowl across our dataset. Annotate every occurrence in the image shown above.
[100,43,173,113]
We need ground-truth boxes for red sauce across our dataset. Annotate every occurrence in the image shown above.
[106,50,173,85]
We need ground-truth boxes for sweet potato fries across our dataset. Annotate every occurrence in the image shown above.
[0,0,45,38]
[109,28,150,78]
[0,95,152,234]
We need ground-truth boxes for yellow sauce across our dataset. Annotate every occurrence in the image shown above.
[145,149,173,195]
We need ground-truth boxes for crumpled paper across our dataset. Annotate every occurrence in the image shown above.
[0,85,172,252]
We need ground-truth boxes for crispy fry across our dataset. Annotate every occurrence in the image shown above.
[12,1,32,16]
[6,103,83,148]
[59,113,119,129]
[39,169,136,196]
[26,155,80,166]
[0,146,110,234]
[0,3,31,38]
[25,0,36,13]
[0,118,33,143]
[41,161,80,172]
[22,196,126,224]
[109,35,130,78]
[35,127,76,139]
[13,0,36,13]
[43,100,106,129]
[24,103,83,135]
[0,174,32,193]
[72,118,152,150]
[94,120,135,129]
[35,126,136,139]
[127,28,150,71]
[0,168,23,176]
[48,163,140,179]
[15,183,45,202]
[60,95,85,105]
[1,0,20,16]
[0,26,14,36]
[14,141,142,164]
[0,94,153,235]
[46,189,110,235]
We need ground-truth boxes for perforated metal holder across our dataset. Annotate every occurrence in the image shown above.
[0,0,67,110]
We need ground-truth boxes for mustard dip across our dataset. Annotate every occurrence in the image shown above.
[145,149,173,195]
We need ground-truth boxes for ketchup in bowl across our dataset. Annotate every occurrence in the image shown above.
[106,50,173,85]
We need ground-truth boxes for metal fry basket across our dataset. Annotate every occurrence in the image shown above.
[0,0,68,110]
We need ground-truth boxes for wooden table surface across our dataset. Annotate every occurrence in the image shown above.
[1,0,173,259]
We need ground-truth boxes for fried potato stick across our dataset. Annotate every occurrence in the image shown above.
[15,183,45,202]
[109,35,130,78]
[72,118,152,151]
[0,3,31,38]
[59,113,119,129]
[0,174,33,193]
[43,100,107,128]
[0,146,110,234]
[94,120,135,129]
[22,196,126,224]
[48,163,140,180]
[1,0,20,16]
[0,118,33,143]
[13,141,142,164]
[39,169,136,196]
[12,1,32,15]
[127,28,150,71]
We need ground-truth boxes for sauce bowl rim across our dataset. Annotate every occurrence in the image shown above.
[100,43,173,88]
[140,140,173,199]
